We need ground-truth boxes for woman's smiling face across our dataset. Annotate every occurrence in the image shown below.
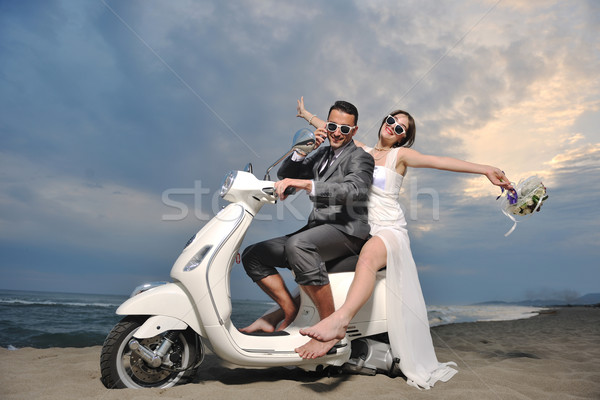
[380,113,409,144]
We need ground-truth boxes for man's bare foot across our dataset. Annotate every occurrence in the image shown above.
[239,317,276,333]
[294,338,339,359]
[298,312,348,342]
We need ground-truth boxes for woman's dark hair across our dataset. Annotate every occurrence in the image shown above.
[378,110,416,148]
[328,100,359,125]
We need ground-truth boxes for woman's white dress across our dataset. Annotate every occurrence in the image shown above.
[365,146,457,389]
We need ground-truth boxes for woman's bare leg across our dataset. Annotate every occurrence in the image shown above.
[299,236,387,343]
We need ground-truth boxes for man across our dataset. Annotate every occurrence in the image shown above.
[241,100,374,358]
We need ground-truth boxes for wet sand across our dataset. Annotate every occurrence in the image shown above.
[1,306,599,399]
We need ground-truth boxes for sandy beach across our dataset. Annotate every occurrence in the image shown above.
[1,306,599,400]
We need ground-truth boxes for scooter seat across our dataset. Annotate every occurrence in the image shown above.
[326,255,358,273]
[326,255,386,274]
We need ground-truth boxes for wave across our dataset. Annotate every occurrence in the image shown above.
[0,298,122,308]
[427,304,543,327]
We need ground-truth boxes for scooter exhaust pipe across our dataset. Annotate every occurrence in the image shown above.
[128,339,162,368]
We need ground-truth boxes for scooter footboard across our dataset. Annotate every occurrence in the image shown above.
[116,282,204,336]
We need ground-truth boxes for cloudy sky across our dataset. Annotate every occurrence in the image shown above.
[1,0,598,305]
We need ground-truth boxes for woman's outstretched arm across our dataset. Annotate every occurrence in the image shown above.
[399,148,514,190]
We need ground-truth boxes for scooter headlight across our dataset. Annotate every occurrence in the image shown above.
[219,170,237,197]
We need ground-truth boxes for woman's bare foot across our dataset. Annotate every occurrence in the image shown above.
[298,312,349,342]
[294,338,339,359]
[239,317,276,333]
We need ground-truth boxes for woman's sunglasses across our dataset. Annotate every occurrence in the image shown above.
[386,115,406,135]
[326,122,356,135]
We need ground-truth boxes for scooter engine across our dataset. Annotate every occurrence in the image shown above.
[342,336,401,377]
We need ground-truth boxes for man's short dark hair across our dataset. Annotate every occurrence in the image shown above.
[328,100,359,125]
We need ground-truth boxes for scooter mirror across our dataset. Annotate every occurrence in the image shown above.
[291,128,316,156]
[264,129,316,180]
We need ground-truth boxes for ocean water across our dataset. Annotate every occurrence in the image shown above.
[0,289,274,349]
[0,289,543,349]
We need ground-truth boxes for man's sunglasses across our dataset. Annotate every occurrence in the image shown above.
[386,115,406,135]
[326,122,356,135]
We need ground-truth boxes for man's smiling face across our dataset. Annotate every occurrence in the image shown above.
[326,109,357,150]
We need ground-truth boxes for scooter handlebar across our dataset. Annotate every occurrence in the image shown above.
[261,186,295,199]
[283,187,297,196]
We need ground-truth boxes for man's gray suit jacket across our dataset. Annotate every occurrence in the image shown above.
[277,141,374,239]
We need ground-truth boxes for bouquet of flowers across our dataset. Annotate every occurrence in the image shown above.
[498,176,548,236]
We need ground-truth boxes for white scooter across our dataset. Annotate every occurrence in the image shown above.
[100,129,397,389]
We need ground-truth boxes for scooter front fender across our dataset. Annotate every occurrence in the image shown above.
[134,315,189,339]
[116,282,204,336]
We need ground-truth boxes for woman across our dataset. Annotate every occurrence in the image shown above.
[294,97,513,388]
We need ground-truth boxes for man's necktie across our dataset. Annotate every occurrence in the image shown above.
[319,148,335,177]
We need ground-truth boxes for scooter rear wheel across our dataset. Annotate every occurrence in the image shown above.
[100,316,200,389]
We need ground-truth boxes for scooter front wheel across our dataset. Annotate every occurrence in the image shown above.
[100,316,201,389]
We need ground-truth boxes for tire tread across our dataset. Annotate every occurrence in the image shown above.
[100,316,145,389]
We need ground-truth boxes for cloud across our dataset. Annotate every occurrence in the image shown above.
[0,152,187,253]
[549,143,600,169]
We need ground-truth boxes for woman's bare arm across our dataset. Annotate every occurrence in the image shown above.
[399,148,513,189]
